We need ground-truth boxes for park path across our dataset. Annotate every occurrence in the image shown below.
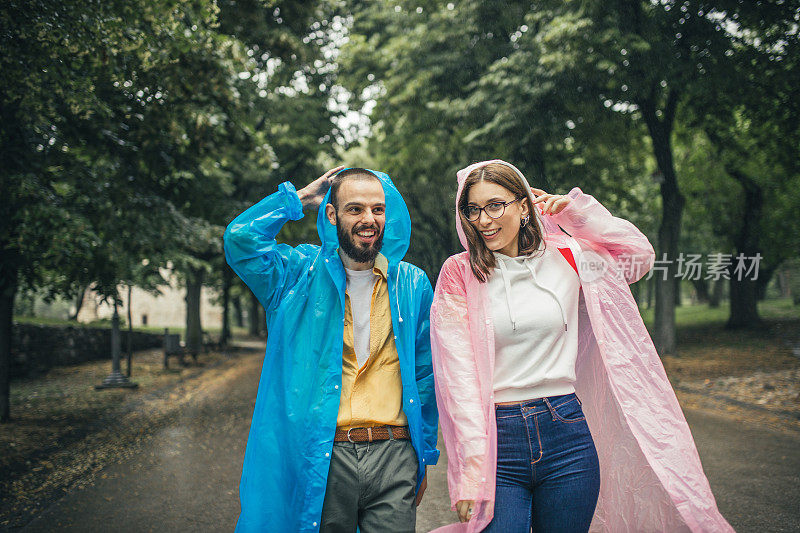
[20,350,800,533]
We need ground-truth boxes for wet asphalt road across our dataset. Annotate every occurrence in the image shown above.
[20,351,800,533]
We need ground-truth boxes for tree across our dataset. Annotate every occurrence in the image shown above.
[1,0,217,421]
[340,0,797,354]
[0,0,335,420]
[339,1,658,276]
[339,1,531,276]
[684,5,800,328]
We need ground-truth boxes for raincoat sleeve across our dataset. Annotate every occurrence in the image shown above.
[223,181,309,313]
[414,273,440,468]
[547,187,655,284]
[430,256,488,506]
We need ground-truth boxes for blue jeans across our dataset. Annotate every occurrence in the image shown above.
[483,393,600,533]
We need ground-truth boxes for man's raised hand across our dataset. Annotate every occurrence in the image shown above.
[297,166,346,212]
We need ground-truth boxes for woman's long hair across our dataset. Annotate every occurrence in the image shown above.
[457,163,545,282]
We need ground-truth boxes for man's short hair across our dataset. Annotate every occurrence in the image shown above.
[329,168,381,209]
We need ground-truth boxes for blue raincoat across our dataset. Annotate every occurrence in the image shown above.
[224,170,440,532]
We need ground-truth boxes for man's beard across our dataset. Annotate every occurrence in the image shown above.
[337,218,384,264]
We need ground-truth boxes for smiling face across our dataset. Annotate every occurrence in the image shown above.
[465,180,529,258]
[326,177,386,269]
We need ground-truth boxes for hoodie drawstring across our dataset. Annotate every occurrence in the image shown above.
[523,261,568,333]
[309,251,321,273]
[395,267,403,323]
[496,260,517,331]
[496,256,568,333]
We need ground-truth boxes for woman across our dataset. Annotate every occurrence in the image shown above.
[430,160,733,532]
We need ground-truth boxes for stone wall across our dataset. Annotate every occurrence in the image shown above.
[11,323,164,378]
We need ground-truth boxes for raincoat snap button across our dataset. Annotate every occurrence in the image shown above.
[313,522,317,527]
[325,452,330,457]
[409,399,414,403]
[334,385,339,390]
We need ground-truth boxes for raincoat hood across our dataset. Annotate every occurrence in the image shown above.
[454,159,548,252]
[317,168,411,264]
[455,159,568,333]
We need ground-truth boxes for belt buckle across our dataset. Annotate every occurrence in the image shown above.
[346,427,373,443]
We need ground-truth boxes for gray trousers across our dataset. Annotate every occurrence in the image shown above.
[320,437,418,533]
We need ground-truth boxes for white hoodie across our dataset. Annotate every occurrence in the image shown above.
[488,243,581,402]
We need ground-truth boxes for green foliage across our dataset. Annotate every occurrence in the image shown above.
[674,2,800,277]
[338,1,662,276]
[1,0,336,299]
[338,0,798,297]
[0,0,340,422]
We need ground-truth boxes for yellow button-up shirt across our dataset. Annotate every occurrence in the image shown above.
[337,253,407,430]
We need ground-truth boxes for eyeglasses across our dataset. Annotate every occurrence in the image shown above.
[462,197,523,222]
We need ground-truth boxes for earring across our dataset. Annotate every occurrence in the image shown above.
[521,214,530,227]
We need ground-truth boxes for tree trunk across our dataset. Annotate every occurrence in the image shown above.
[0,258,18,423]
[756,265,774,301]
[69,284,87,321]
[709,278,724,308]
[221,265,232,347]
[232,295,244,328]
[185,267,204,361]
[641,91,684,355]
[249,291,260,337]
[630,280,640,307]
[776,267,790,299]
[691,279,710,304]
[728,273,761,329]
[726,170,763,329]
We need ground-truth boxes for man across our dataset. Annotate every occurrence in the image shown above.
[224,166,439,533]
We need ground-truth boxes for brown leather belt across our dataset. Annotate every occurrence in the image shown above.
[334,425,410,443]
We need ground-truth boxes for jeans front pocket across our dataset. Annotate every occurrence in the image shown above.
[548,397,586,424]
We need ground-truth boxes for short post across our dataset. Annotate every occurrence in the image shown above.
[96,304,138,389]
[163,328,170,369]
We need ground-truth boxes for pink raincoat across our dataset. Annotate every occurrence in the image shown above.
[430,160,733,532]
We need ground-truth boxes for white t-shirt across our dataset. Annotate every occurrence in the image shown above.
[488,246,581,402]
[345,267,379,369]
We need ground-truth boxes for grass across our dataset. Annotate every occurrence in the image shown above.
[640,296,800,328]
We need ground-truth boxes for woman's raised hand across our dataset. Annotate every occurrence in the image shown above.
[531,187,571,215]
